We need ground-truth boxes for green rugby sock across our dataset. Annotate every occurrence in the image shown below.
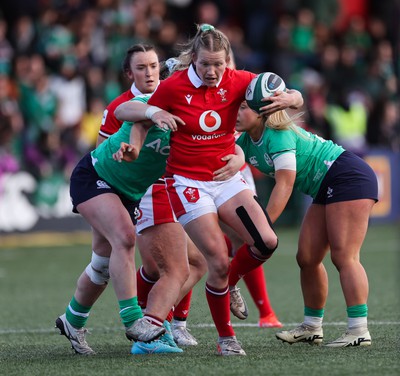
[65,296,91,328]
[119,297,143,327]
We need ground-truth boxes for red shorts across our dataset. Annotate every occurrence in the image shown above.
[135,179,177,234]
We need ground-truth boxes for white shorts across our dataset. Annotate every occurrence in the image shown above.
[240,164,256,194]
[165,173,251,226]
[136,180,177,234]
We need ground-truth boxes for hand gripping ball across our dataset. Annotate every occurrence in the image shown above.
[245,72,286,113]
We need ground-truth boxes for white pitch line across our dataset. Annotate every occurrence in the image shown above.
[0,321,399,335]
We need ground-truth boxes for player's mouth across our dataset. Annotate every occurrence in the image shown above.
[204,77,218,85]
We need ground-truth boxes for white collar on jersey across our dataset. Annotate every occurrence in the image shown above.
[130,81,160,96]
[188,64,223,88]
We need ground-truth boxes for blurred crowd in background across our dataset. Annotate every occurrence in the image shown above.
[0,0,399,196]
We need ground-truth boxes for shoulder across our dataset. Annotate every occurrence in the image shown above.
[223,68,256,95]
[267,126,296,137]
[235,131,248,144]
[106,90,134,110]
[225,68,256,82]
[132,94,151,104]
[152,71,188,99]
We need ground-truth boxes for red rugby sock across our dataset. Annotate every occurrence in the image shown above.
[205,283,235,337]
[136,266,157,309]
[229,244,266,286]
[174,290,192,320]
[243,265,273,317]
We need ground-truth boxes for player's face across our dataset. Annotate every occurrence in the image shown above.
[126,50,160,94]
[236,101,260,132]
[192,48,228,87]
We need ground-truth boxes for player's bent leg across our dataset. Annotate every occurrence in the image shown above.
[77,194,138,300]
[218,192,278,258]
[140,222,190,321]
[182,210,243,354]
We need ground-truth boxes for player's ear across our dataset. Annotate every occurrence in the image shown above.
[125,69,134,80]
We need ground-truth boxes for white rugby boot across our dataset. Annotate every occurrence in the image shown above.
[217,336,246,356]
[325,329,371,348]
[275,323,323,345]
[55,314,95,355]
[229,286,248,320]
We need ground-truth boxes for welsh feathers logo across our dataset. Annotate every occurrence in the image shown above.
[183,187,200,203]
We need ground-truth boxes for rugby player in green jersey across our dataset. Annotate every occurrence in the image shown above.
[234,100,378,348]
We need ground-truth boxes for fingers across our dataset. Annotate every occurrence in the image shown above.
[153,111,185,132]
[261,91,294,113]
[172,115,185,126]
[112,150,123,162]
[112,142,134,162]
[213,170,234,181]
[220,154,232,162]
[213,164,236,181]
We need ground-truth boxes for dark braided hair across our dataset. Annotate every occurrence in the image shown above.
[121,44,158,77]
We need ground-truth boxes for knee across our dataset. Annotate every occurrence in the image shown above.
[330,251,353,271]
[181,264,191,283]
[296,249,320,270]
[189,250,208,279]
[114,232,136,253]
[209,257,230,280]
[253,235,279,258]
[85,252,110,285]
[160,262,190,285]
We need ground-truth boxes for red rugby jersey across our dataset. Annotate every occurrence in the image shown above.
[148,66,255,180]
[99,82,157,138]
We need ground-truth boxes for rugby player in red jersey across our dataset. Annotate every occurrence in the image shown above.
[115,24,303,355]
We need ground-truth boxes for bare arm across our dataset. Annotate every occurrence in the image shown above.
[115,101,185,131]
[112,120,152,162]
[266,169,296,223]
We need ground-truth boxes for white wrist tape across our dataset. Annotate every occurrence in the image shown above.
[145,106,162,120]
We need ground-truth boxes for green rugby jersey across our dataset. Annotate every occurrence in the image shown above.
[91,95,170,201]
[236,125,344,198]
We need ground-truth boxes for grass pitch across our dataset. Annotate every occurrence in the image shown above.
[0,223,399,376]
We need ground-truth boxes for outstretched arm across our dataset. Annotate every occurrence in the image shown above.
[113,120,151,162]
[266,169,296,223]
[115,101,185,131]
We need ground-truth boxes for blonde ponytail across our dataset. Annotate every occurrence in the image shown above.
[265,110,303,131]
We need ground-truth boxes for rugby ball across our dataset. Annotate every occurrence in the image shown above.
[245,72,286,113]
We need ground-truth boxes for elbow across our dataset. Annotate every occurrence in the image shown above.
[114,105,123,121]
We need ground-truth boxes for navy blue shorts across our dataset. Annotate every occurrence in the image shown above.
[313,151,378,205]
[70,153,140,224]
